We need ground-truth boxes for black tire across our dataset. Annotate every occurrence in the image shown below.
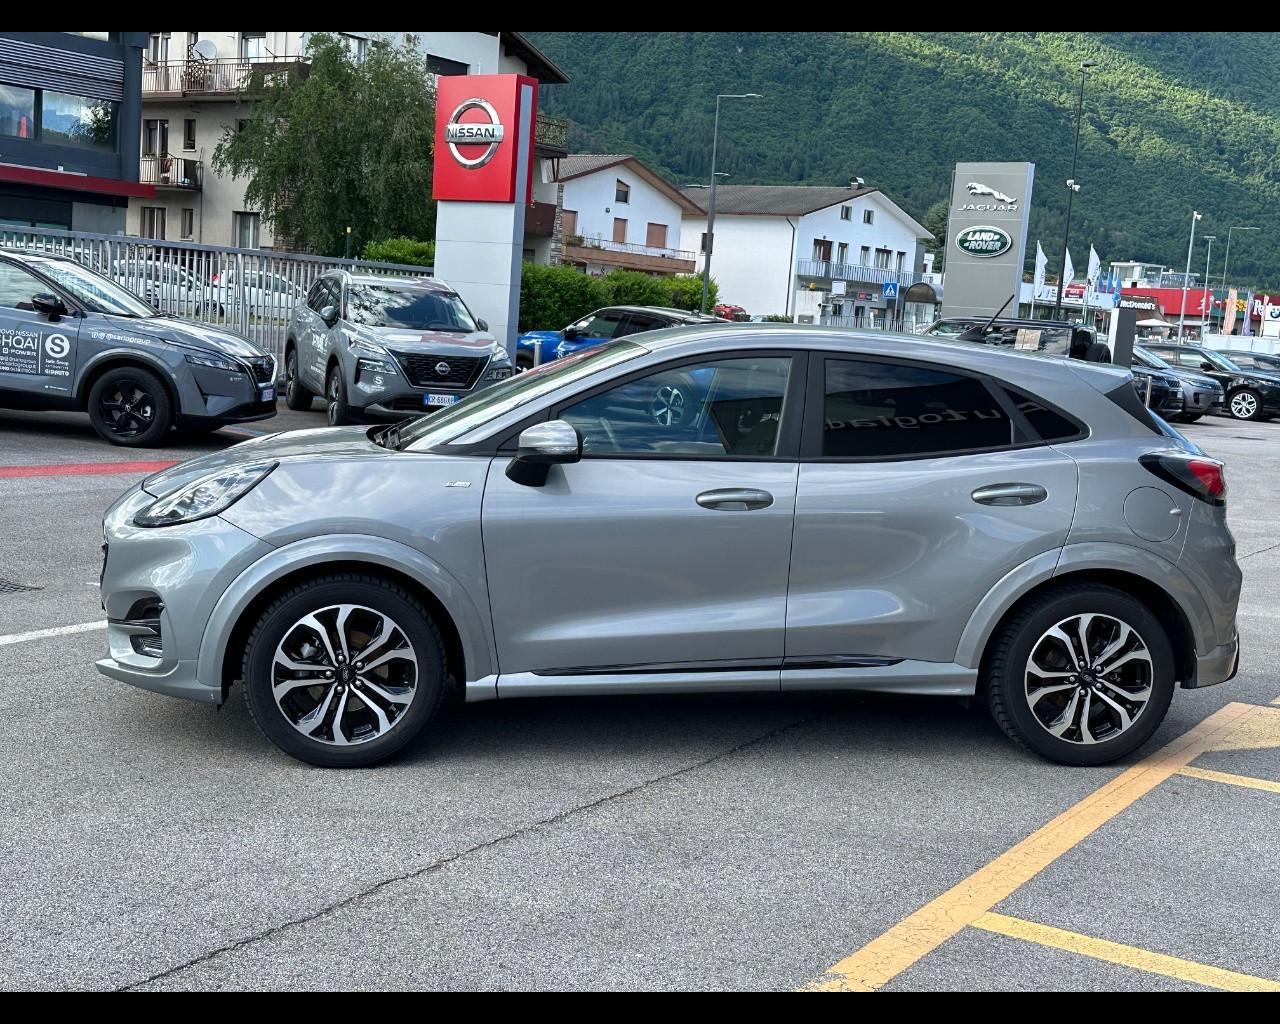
[325,363,355,425]
[516,350,535,372]
[984,583,1174,766]
[242,573,447,767]
[1226,387,1264,421]
[1085,342,1112,363]
[284,346,315,411]
[87,366,173,447]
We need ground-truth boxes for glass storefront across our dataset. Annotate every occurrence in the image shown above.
[0,83,36,139]
[39,91,117,151]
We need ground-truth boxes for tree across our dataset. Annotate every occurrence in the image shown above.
[213,34,435,256]
[922,200,949,270]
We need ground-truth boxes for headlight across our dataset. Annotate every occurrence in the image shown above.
[491,344,509,363]
[347,334,387,358]
[184,351,242,372]
[482,366,513,383]
[134,462,277,528]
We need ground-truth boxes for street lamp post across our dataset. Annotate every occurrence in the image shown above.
[1222,225,1260,289]
[701,92,761,314]
[1178,210,1203,339]
[1201,236,1215,338]
[1052,60,1099,320]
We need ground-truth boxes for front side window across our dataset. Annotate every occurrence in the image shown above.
[821,358,1014,458]
[0,262,44,309]
[345,282,477,332]
[572,311,628,339]
[41,92,117,151]
[0,84,35,139]
[23,255,156,317]
[561,357,792,458]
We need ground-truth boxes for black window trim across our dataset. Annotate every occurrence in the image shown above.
[799,351,1087,463]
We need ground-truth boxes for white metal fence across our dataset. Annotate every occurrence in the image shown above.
[1201,333,1280,356]
[818,314,933,334]
[0,226,432,372]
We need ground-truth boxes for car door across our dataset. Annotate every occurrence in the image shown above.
[0,260,80,401]
[1160,347,1231,389]
[301,277,339,390]
[482,351,806,689]
[782,355,1079,686]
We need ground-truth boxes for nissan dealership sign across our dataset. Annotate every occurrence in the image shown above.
[941,162,1035,320]
[432,74,536,203]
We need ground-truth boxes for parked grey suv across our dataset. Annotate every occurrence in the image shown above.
[284,271,512,424]
[97,326,1241,768]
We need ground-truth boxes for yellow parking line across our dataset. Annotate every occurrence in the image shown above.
[1178,765,1280,795]
[804,702,1266,992]
[972,913,1280,992]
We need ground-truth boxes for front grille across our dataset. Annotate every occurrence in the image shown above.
[389,352,487,390]
[244,355,276,384]
[385,397,430,412]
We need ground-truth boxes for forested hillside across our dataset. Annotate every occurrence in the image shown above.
[529,32,1280,287]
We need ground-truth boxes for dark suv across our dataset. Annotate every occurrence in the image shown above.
[516,305,730,369]
[1146,343,1280,421]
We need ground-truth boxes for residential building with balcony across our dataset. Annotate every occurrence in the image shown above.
[678,184,934,322]
[0,32,152,233]
[127,31,569,257]
[555,155,701,276]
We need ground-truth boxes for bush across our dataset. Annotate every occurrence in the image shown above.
[764,314,793,322]
[665,274,715,312]
[362,236,435,267]
[519,263,608,332]
[598,269,670,308]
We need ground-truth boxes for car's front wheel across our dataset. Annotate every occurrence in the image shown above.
[516,350,536,373]
[984,584,1174,766]
[326,364,355,425]
[1227,387,1263,420]
[242,574,447,767]
[87,366,173,447]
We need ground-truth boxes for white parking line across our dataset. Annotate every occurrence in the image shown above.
[0,621,106,646]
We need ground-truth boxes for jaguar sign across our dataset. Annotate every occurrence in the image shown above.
[955,225,1012,259]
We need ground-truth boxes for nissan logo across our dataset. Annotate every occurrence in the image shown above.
[444,98,505,169]
[435,361,452,376]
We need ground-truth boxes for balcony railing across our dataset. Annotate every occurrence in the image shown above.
[797,258,924,288]
[140,154,202,190]
[567,234,696,263]
[143,56,306,96]
[535,113,569,154]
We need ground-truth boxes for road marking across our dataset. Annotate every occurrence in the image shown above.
[1177,765,1280,795]
[972,913,1280,992]
[0,461,177,479]
[804,702,1267,992]
[0,621,107,646]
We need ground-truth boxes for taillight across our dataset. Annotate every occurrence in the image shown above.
[1140,452,1227,506]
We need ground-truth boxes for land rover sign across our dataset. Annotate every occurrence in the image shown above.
[955,225,1012,258]
[941,162,1035,320]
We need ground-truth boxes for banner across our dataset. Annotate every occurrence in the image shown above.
[1244,291,1255,336]
[1224,287,1238,335]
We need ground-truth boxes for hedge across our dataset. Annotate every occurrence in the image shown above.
[362,236,435,267]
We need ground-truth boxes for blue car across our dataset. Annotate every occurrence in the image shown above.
[517,304,729,370]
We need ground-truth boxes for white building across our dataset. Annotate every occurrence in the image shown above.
[555,155,701,276]
[127,31,568,255]
[678,185,935,323]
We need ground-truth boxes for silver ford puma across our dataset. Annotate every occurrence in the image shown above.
[97,325,1241,768]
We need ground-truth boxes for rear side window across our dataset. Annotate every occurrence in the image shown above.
[821,358,1014,458]
[1104,382,1162,435]
[1001,386,1084,443]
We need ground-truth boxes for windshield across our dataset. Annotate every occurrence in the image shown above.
[346,282,477,332]
[394,341,645,450]
[1194,348,1242,372]
[1133,346,1169,369]
[25,255,156,316]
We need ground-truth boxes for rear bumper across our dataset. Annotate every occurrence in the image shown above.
[1185,632,1240,689]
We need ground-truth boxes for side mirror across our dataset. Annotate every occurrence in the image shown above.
[476,318,488,331]
[563,326,579,340]
[1201,362,1215,371]
[31,293,65,320]
[319,304,338,325]
[505,420,582,487]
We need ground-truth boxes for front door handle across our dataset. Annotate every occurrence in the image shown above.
[696,488,774,511]
[971,482,1049,507]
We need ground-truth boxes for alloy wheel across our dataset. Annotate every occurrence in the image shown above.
[1023,613,1153,745]
[98,379,156,438]
[271,603,419,747]
[1230,391,1258,419]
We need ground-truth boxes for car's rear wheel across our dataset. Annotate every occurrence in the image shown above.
[284,346,315,411]
[985,584,1174,766]
[87,366,173,447]
[1227,387,1263,420]
[242,575,447,767]
[326,364,355,425]
[516,350,535,372]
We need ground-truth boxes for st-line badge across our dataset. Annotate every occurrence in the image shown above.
[444,98,505,169]
[955,225,1013,259]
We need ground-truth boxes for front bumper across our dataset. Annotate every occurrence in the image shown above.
[1181,384,1223,415]
[177,357,278,427]
[350,361,513,417]
[1185,632,1240,688]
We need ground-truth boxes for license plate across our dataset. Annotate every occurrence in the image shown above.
[261,387,276,402]
[425,393,458,407]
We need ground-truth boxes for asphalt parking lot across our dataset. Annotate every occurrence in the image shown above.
[1,401,1278,991]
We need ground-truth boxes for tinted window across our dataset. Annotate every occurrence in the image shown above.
[345,282,477,332]
[573,311,628,339]
[1230,354,1257,368]
[822,359,1014,458]
[561,357,792,457]
[1002,386,1083,442]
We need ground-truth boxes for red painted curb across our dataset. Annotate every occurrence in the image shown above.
[0,461,179,479]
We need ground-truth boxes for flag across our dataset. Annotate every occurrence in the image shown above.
[1224,288,1238,335]
[1063,248,1075,292]
[1086,245,1101,285]
[1033,241,1048,298]
[1244,291,1255,336]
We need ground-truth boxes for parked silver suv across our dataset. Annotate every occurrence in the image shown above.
[97,326,1241,768]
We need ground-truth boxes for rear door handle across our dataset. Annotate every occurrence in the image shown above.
[971,482,1048,506]
[696,488,774,511]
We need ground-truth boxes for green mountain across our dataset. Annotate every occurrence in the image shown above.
[528,32,1280,290]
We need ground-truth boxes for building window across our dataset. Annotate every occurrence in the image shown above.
[141,207,166,240]
[859,246,870,266]
[426,53,469,77]
[143,119,168,156]
[840,205,852,221]
[896,251,906,273]
[646,222,668,249]
[0,84,35,139]
[863,209,874,225]
[183,119,196,150]
[562,210,578,238]
[812,239,832,262]
[875,248,891,269]
[837,242,849,264]
[41,92,117,151]
[234,211,261,249]
[149,32,170,64]
[340,34,369,62]
[614,179,630,204]
[240,32,267,61]
[181,208,195,240]
[612,218,627,244]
